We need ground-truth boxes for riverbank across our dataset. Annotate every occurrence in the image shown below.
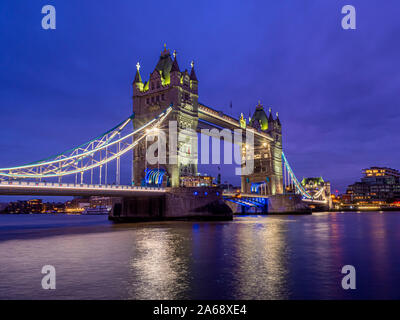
[332,207,400,212]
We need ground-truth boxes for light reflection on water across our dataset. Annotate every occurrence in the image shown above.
[1,212,400,300]
[128,229,191,299]
[231,218,290,299]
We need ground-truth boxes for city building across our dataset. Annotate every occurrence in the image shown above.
[27,199,43,213]
[65,197,90,213]
[3,199,43,213]
[42,202,66,213]
[89,196,114,208]
[345,167,400,206]
[180,174,213,187]
[3,201,29,213]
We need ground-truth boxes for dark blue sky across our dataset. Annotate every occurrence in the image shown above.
[1,0,400,197]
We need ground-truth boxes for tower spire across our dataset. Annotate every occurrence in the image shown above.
[190,60,198,81]
[276,111,281,126]
[171,50,180,72]
[161,43,169,56]
[268,107,274,122]
[133,62,142,83]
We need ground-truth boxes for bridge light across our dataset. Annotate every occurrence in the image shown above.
[146,127,160,134]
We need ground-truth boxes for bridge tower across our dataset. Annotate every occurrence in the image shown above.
[132,45,199,187]
[241,102,283,195]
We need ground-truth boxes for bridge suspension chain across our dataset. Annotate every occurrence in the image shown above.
[282,152,312,199]
[0,106,173,181]
[282,152,327,201]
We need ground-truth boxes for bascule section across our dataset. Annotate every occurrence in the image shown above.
[132,45,199,188]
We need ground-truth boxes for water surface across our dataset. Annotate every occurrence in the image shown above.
[0,212,399,300]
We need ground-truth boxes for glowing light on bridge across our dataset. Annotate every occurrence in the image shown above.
[145,168,166,186]
[0,106,173,183]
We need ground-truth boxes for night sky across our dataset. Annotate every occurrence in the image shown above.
[1,0,399,199]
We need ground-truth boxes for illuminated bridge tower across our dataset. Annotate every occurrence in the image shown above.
[132,45,199,187]
[241,102,283,195]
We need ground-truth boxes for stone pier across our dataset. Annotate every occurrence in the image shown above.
[109,187,233,222]
[267,194,311,214]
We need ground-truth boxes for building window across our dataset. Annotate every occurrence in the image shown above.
[151,82,155,90]
[157,82,160,89]
[156,95,160,102]
[162,94,165,101]
[151,96,155,103]
[146,98,150,104]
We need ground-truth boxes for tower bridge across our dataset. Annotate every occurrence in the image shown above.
[131,46,284,197]
[0,46,331,220]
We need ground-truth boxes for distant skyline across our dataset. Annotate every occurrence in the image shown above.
[1,1,400,200]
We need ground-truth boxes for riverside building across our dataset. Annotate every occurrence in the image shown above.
[345,167,400,206]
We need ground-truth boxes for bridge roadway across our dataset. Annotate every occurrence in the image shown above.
[0,182,327,205]
[0,181,166,197]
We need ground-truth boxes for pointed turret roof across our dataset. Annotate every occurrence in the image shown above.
[250,101,268,131]
[190,68,198,81]
[171,53,180,73]
[190,60,198,81]
[276,112,281,126]
[133,62,142,83]
[268,108,274,122]
[155,45,173,80]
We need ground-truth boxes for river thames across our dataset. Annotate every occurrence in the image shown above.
[0,212,399,300]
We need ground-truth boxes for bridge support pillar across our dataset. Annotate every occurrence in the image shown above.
[109,187,232,222]
[267,194,311,214]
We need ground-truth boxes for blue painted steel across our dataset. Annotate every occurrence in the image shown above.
[144,168,166,186]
